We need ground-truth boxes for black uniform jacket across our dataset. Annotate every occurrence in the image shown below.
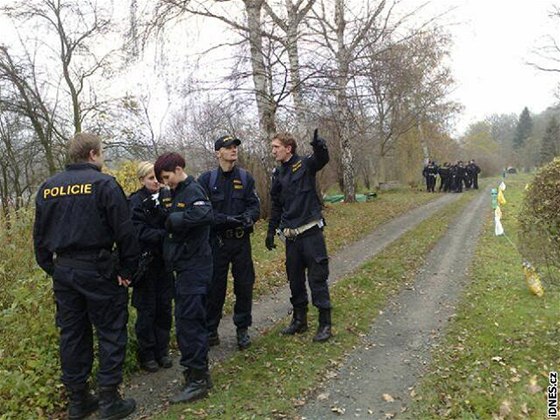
[33,162,140,278]
[162,176,213,272]
[129,187,167,256]
[268,142,329,232]
[198,166,260,232]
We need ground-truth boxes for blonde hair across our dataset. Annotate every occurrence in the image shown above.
[137,161,154,179]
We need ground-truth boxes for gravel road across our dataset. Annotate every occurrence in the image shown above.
[299,189,488,419]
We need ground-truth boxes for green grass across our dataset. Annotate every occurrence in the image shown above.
[157,189,478,419]
[241,188,441,302]
[409,174,560,419]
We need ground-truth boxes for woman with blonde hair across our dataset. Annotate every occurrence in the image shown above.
[129,161,174,372]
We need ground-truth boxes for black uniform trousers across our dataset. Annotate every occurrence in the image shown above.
[207,234,255,332]
[285,227,331,310]
[53,264,128,389]
[426,175,436,192]
[132,260,173,363]
[174,260,211,371]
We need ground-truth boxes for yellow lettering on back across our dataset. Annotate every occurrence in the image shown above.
[42,183,93,200]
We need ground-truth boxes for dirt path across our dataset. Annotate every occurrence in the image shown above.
[299,189,489,419]
[124,192,465,418]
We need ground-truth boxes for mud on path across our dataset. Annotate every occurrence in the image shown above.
[299,189,489,419]
[124,192,465,418]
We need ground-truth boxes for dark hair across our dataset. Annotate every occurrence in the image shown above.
[68,132,101,163]
[154,152,185,182]
[271,132,297,155]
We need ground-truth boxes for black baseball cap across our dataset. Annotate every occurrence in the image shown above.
[214,135,241,151]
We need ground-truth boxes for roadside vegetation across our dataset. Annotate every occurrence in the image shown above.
[410,174,560,419]
[0,187,439,418]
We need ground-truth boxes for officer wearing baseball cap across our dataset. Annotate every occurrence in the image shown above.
[199,135,260,350]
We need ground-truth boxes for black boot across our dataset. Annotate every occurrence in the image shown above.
[208,329,220,347]
[236,327,251,350]
[98,386,136,420]
[313,308,332,342]
[67,384,98,420]
[281,307,308,335]
[171,369,209,404]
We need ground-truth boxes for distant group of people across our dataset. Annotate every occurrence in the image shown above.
[33,129,333,419]
[422,160,481,193]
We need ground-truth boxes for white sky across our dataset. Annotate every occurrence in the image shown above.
[429,0,560,134]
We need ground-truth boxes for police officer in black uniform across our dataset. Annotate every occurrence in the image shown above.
[33,132,140,420]
[154,152,214,404]
[468,159,481,189]
[438,162,450,192]
[422,160,438,192]
[265,129,332,343]
[198,135,260,350]
[129,162,174,372]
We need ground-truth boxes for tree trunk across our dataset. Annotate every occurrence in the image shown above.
[244,0,277,141]
[335,0,355,202]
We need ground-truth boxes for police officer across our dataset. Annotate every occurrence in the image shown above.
[438,162,450,192]
[129,162,174,372]
[198,135,260,350]
[265,129,332,343]
[33,132,139,420]
[154,152,213,404]
[455,160,467,193]
[468,159,481,189]
[422,160,438,192]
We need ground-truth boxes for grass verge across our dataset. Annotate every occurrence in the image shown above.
[409,175,560,419]
[158,189,478,418]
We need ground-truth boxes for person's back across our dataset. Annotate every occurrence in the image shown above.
[33,132,140,420]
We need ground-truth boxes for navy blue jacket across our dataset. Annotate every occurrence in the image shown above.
[198,166,260,232]
[268,142,329,232]
[162,176,213,273]
[33,163,140,278]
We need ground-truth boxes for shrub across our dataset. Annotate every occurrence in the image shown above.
[518,158,560,284]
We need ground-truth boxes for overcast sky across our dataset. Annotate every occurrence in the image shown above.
[2,0,560,137]
[431,0,560,134]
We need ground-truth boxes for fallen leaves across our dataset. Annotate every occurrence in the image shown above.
[382,393,395,402]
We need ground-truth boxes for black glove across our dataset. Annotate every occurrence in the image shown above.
[142,195,157,211]
[265,232,276,250]
[310,128,326,148]
[226,215,244,225]
[242,214,254,229]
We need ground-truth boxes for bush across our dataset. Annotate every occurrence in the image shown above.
[518,158,560,284]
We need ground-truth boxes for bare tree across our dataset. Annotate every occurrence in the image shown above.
[308,0,396,201]
[0,46,62,174]
[263,0,315,135]
[3,0,115,134]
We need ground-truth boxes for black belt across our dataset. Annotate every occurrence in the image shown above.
[220,227,246,239]
[54,248,108,270]
[54,256,98,270]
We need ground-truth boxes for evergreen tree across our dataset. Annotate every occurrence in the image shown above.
[513,107,533,149]
[540,116,560,165]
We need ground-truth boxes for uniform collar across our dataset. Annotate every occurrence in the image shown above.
[282,154,299,168]
[66,162,101,172]
[175,175,194,192]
